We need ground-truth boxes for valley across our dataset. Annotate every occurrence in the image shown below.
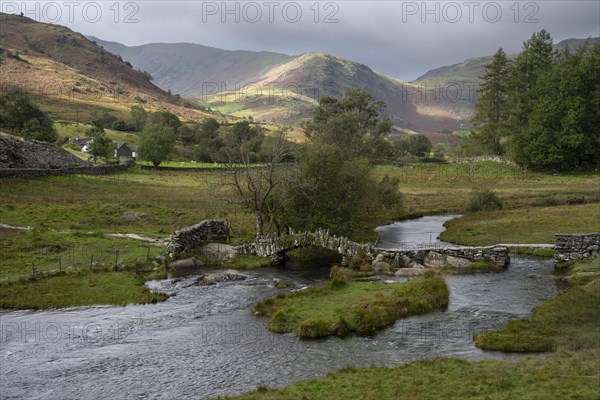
[1,8,599,400]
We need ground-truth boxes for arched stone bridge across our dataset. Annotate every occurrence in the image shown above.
[234,228,510,268]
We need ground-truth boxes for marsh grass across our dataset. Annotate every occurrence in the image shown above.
[253,273,448,338]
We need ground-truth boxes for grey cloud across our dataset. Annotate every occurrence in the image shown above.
[21,0,600,81]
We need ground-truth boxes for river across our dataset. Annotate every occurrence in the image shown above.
[0,216,559,399]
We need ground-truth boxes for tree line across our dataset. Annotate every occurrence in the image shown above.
[469,30,600,171]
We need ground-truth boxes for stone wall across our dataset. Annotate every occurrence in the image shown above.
[555,233,600,263]
[0,164,130,179]
[167,220,230,255]
[376,246,510,268]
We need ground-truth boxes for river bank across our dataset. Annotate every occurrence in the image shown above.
[0,216,562,399]
[217,257,600,400]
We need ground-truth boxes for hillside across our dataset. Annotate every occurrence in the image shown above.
[89,37,294,97]
[0,13,212,123]
[95,38,466,140]
[206,52,465,142]
[413,37,600,92]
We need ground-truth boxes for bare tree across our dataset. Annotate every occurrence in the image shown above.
[217,125,297,241]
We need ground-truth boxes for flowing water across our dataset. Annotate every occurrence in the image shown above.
[0,216,559,399]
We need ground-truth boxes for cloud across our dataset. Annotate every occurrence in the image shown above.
[9,0,600,80]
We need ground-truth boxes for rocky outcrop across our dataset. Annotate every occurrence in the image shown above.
[0,137,88,169]
[555,233,600,263]
[167,220,230,255]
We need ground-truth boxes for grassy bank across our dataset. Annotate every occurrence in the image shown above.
[253,272,448,338]
[439,203,600,245]
[217,349,599,400]
[218,259,600,400]
[0,269,168,309]
[375,162,600,215]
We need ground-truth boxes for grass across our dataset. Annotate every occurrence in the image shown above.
[217,259,600,400]
[374,162,600,215]
[55,120,141,146]
[216,349,600,400]
[0,169,253,239]
[439,204,600,245]
[0,270,168,309]
[253,272,449,338]
[0,228,165,279]
[510,247,555,258]
[555,256,600,285]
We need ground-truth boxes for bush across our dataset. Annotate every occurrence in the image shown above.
[466,189,503,212]
[111,119,133,131]
[0,90,57,142]
[114,85,125,95]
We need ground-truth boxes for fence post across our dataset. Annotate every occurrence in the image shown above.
[146,245,150,261]
[58,256,62,271]
[90,255,93,270]
[115,249,119,268]
[31,261,35,276]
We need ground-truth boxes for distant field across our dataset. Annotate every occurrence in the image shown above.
[55,120,141,145]
[453,130,472,138]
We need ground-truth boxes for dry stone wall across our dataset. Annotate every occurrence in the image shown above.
[167,220,230,255]
[555,233,600,263]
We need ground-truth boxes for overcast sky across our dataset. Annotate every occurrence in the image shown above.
[9,1,600,80]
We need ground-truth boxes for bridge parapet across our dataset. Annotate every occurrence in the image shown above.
[234,229,510,268]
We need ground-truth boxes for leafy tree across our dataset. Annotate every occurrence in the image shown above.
[199,118,220,139]
[304,88,392,160]
[177,124,196,147]
[0,90,57,142]
[86,124,113,163]
[470,48,510,154]
[130,106,147,131]
[90,110,117,129]
[150,110,181,132]
[217,121,263,163]
[285,89,400,237]
[285,143,375,236]
[138,124,176,168]
[396,134,432,157]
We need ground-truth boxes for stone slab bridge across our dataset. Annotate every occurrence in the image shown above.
[234,228,510,268]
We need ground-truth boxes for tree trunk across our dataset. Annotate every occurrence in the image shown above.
[255,212,264,241]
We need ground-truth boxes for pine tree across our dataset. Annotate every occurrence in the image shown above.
[470,47,510,154]
[512,42,600,170]
[506,30,555,141]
